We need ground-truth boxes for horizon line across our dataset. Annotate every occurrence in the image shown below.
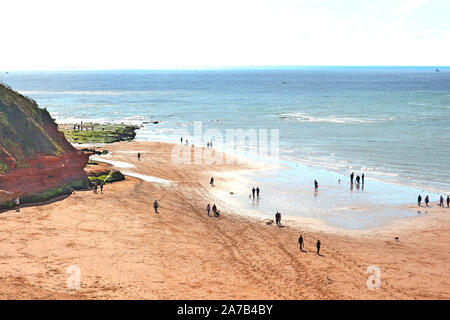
[1,65,449,72]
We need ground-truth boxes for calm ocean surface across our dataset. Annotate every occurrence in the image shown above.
[1,67,449,228]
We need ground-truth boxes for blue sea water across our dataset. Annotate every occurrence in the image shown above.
[1,67,449,228]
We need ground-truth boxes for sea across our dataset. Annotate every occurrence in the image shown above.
[1,67,449,229]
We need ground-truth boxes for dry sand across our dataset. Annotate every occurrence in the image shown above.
[0,141,449,299]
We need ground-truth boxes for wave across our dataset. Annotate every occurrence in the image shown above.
[20,90,185,96]
[279,112,396,124]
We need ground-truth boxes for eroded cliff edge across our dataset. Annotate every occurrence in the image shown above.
[0,83,89,208]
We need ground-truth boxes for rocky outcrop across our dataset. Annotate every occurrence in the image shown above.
[0,83,90,206]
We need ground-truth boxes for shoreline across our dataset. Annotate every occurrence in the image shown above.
[133,133,450,197]
[0,140,448,299]
[89,139,449,237]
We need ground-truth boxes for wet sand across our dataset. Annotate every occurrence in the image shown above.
[0,141,449,299]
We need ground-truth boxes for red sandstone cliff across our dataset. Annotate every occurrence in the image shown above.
[0,83,89,204]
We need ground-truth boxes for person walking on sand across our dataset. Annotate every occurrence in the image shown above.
[314,180,319,190]
[316,240,321,255]
[181,137,183,144]
[210,177,214,187]
[298,234,304,252]
[256,187,260,198]
[153,200,159,213]
[418,195,422,207]
[350,172,354,184]
[15,197,20,212]
[425,196,429,207]
[94,183,98,194]
[206,204,211,217]
[447,195,450,208]
[212,204,220,217]
[440,195,444,207]
[137,152,141,161]
[100,183,104,194]
[252,187,256,199]
[275,212,281,227]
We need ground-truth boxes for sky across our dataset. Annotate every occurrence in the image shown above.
[1,0,449,70]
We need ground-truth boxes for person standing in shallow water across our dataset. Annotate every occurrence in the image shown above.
[350,172,354,184]
[252,187,256,199]
[356,175,360,184]
[362,173,365,184]
[418,195,422,207]
[314,180,319,190]
[256,187,260,198]
[316,240,321,255]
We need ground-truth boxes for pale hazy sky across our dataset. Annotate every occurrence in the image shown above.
[1,0,449,70]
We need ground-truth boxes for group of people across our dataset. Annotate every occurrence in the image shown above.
[179,137,213,149]
[350,172,364,185]
[440,195,450,207]
[251,187,260,199]
[418,194,450,208]
[206,203,220,217]
[275,211,282,226]
[180,137,190,146]
[298,234,322,255]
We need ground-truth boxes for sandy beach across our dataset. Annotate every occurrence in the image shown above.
[0,140,449,299]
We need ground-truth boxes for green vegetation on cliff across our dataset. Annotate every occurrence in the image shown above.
[0,83,72,173]
[60,123,140,144]
[0,178,90,211]
[88,169,125,185]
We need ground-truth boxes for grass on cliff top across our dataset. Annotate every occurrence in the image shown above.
[0,83,71,173]
[60,123,140,144]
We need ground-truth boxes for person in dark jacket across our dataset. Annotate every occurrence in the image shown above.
[298,234,304,252]
[316,240,321,255]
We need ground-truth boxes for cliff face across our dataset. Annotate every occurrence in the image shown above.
[0,83,89,203]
